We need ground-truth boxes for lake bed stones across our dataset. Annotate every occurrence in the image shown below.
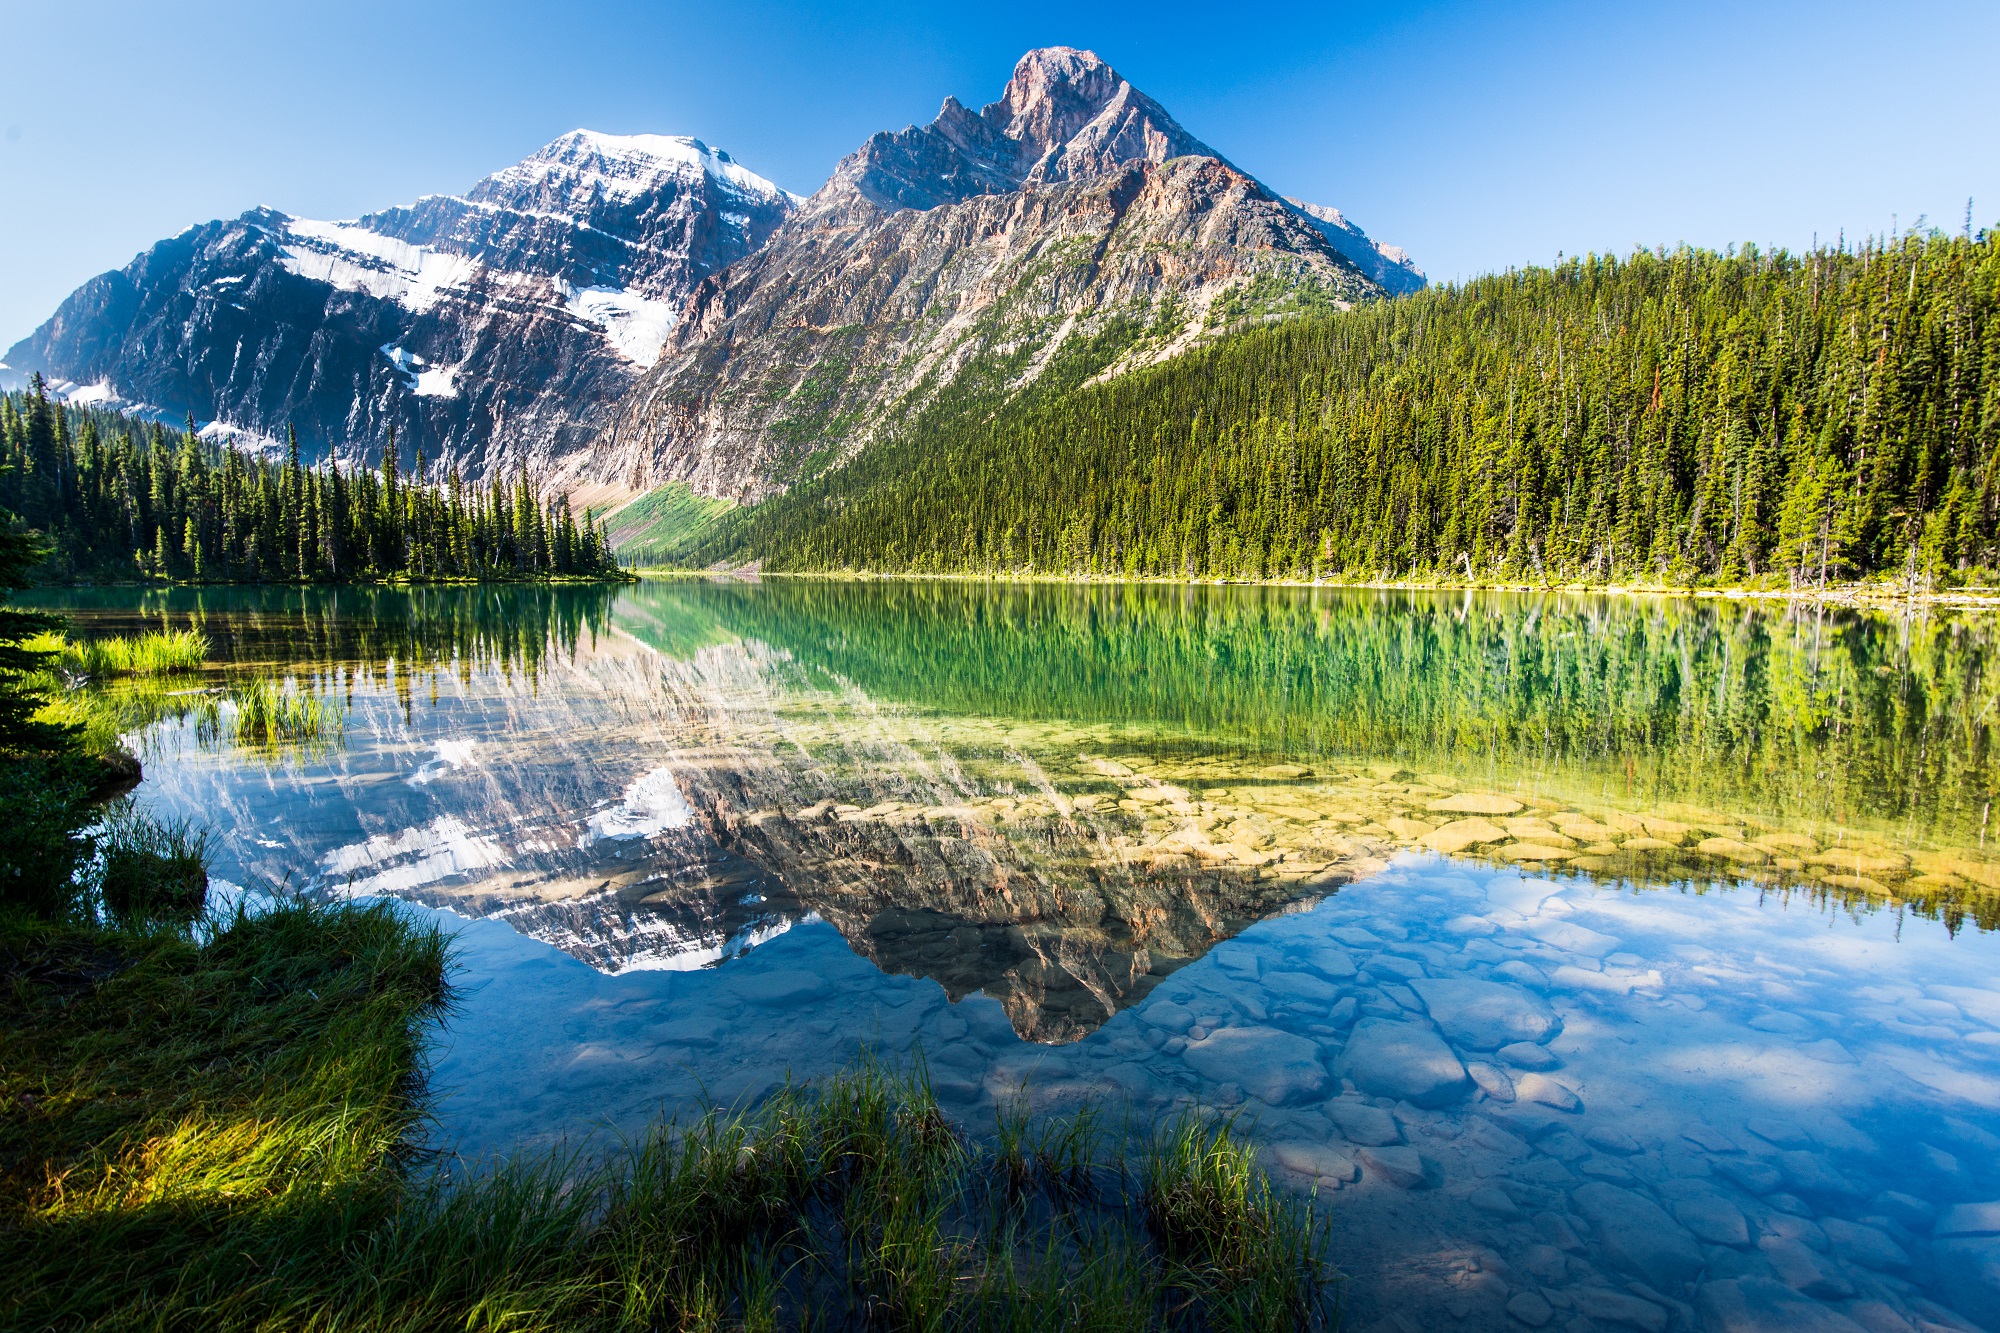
[1180,1025,1329,1105]
[1339,1017,1473,1107]
[1571,1181,1704,1287]
[1409,977,1561,1050]
[1514,1072,1583,1112]
[1270,1141,1359,1185]
[1327,1098,1403,1145]
[1423,817,1510,853]
[1328,1096,1408,1144]
[1695,1277,1870,1333]
[1757,1237,1854,1299]
[1427,792,1524,816]
[1933,1201,2000,1327]
[1357,1144,1432,1189]
[1569,1287,1667,1333]
[1819,1218,1907,1272]
[1673,1193,1749,1246]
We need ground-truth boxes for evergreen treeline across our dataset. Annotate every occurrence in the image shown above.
[687,227,2000,586]
[0,380,623,583]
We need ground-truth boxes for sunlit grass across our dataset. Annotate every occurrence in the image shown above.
[229,678,343,749]
[29,628,211,677]
[1,898,1339,1330]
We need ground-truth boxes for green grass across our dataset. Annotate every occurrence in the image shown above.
[229,678,343,749]
[96,806,213,922]
[1,898,1339,1331]
[605,482,739,567]
[31,629,211,677]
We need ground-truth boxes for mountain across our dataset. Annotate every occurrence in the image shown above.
[4,131,797,476]
[7,47,1421,510]
[578,48,1392,505]
[1286,198,1426,296]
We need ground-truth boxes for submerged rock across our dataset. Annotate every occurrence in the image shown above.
[1271,1141,1358,1184]
[1694,1277,1870,1332]
[1513,1072,1582,1112]
[1339,1017,1472,1107]
[1569,1287,1667,1333]
[1423,818,1510,853]
[1409,976,1560,1050]
[1180,1026,1328,1105]
[1674,1193,1749,1246]
[1357,1144,1431,1189]
[1426,792,1523,816]
[1497,1041,1563,1071]
[1757,1237,1854,1299]
[1327,1098,1402,1145]
[1934,1202,2000,1327]
[1571,1181,1704,1287]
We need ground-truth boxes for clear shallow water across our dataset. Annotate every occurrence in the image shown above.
[27,580,2000,1332]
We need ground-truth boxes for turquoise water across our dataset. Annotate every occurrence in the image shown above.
[29,579,2000,1331]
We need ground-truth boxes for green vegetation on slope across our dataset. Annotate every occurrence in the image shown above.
[606,481,737,567]
[687,228,2000,587]
[1,385,622,583]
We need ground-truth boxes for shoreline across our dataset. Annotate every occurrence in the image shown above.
[630,566,2000,610]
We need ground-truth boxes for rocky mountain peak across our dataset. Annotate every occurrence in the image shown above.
[817,46,1227,215]
[980,47,1220,182]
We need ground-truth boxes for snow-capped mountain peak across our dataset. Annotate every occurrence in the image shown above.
[8,129,800,477]
[474,130,801,212]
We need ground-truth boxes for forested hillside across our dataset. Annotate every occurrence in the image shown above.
[682,227,1999,586]
[0,382,622,583]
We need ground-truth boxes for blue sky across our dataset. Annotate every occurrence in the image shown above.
[3,0,1995,346]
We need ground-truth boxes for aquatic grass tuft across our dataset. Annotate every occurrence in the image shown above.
[1140,1110,1339,1331]
[96,805,213,921]
[31,628,210,678]
[230,677,343,749]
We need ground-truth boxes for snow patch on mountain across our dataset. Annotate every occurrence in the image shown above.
[280,217,480,312]
[322,815,511,895]
[491,130,801,208]
[564,285,681,368]
[381,345,463,398]
[582,767,694,844]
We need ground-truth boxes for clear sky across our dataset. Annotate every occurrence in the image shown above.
[3,0,1995,347]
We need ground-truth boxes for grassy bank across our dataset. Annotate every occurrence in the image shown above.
[1,896,1337,1331]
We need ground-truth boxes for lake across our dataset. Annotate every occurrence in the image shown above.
[29,578,2000,1333]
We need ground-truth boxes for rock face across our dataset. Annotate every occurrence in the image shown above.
[578,47,1389,503]
[7,132,798,479]
[1284,199,1426,296]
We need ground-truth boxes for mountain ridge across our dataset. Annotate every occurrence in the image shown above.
[7,47,1419,509]
[6,130,797,475]
[571,47,1392,507]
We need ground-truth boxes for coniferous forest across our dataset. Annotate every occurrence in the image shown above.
[0,381,623,583]
[682,227,2000,587]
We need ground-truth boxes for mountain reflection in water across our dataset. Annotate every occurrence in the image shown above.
[35,580,2000,1331]
[28,580,2000,1043]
